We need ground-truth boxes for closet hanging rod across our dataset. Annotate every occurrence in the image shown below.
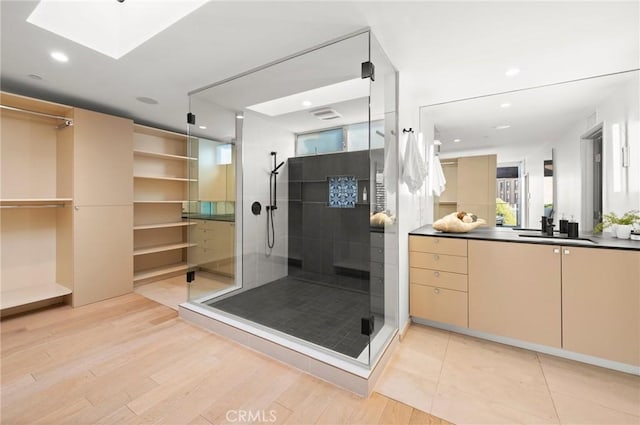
[0,105,73,127]
[0,204,66,209]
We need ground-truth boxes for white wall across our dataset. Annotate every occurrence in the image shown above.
[397,75,429,332]
[240,110,295,291]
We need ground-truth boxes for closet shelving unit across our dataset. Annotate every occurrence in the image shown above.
[133,124,198,284]
[0,94,74,313]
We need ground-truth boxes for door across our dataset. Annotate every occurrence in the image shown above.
[562,247,640,366]
[73,205,133,307]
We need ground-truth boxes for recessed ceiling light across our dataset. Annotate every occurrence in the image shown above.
[28,74,43,80]
[500,102,511,108]
[50,51,68,62]
[453,138,461,143]
[505,67,520,77]
[494,125,511,130]
[236,113,244,119]
[302,100,312,107]
[28,0,208,59]
[136,96,158,105]
[198,125,207,129]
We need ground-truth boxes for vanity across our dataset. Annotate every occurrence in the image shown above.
[409,226,640,371]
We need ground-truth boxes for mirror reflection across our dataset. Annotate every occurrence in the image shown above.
[421,69,639,231]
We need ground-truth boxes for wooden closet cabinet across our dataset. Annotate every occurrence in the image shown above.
[1,93,133,312]
[71,108,134,306]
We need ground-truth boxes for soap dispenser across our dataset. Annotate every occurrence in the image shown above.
[559,213,568,234]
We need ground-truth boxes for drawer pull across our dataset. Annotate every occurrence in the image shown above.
[553,248,560,254]
[563,249,570,255]
[434,271,440,277]
[433,254,440,261]
[434,288,440,294]
[434,239,440,244]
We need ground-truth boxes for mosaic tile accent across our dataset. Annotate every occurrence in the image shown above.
[328,176,357,208]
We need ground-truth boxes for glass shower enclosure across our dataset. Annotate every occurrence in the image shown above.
[185,30,398,369]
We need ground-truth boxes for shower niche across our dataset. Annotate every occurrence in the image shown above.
[181,30,398,393]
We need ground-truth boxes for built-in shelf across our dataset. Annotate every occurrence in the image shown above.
[0,198,72,207]
[133,262,191,282]
[133,149,196,161]
[134,221,196,231]
[438,201,457,205]
[133,242,196,256]
[134,175,197,182]
[0,283,71,310]
[333,259,370,273]
[134,200,187,204]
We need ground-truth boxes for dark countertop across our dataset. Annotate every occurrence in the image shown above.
[182,213,235,222]
[410,225,640,251]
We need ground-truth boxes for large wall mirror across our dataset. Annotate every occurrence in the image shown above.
[421,69,639,231]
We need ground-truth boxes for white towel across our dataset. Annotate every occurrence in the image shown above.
[428,144,447,196]
[401,132,427,193]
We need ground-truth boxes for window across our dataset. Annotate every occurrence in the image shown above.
[295,120,384,156]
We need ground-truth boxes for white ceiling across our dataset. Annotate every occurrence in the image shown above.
[1,1,638,134]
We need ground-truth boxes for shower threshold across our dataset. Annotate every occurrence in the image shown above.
[179,299,397,396]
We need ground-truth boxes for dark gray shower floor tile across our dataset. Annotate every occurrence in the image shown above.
[207,277,372,358]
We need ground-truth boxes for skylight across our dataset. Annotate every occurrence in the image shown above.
[27,0,208,59]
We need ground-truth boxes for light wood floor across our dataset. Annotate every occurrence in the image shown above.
[1,293,451,425]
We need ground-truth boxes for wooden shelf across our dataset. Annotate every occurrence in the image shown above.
[134,242,196,256]
[134,200,187,204]
[134,221,196,230]
[438,201,457,205]
[0,198,72,207]
[1,283,71,310]
[134,149,196,161]
[134,175,197,182]
[333,259,370,273]
[133,263,191,282]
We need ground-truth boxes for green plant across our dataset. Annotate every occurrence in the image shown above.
[495,198,517,226]
[594,210,640,233]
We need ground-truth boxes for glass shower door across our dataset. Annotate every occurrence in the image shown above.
[185,95,239,303]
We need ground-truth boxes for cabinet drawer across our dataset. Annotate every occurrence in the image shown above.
[410,267,467,292]
[409,235,467,256]
[409,251,468,274]
[410,283,468,328]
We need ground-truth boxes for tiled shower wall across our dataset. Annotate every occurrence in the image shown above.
[288,150,371,292]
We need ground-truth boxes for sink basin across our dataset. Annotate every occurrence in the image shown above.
[518,234,597,244]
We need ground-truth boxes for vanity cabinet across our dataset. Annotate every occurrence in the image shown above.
[190,219,235,276]
[562,247,639,366]
[409,235,468,327]
[468,240,562,347]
